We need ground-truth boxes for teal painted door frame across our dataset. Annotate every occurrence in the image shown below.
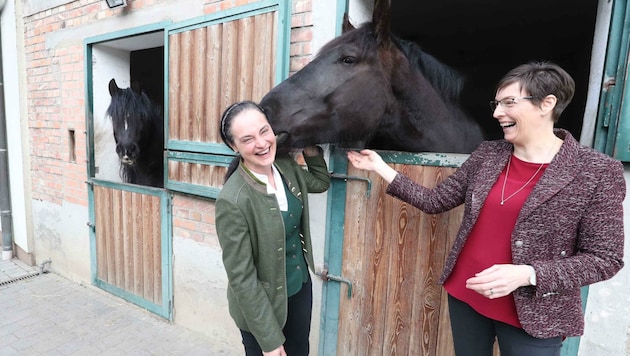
[594,0,630,161]
[84,23,174,319]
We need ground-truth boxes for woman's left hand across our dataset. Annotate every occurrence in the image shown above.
[303,146,320,157]
[465,264,532,299]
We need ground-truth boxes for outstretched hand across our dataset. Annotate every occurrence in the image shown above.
[347,149,398,183]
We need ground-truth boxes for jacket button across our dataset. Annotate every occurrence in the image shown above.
[560,251,567,256]
[515,241,524,247]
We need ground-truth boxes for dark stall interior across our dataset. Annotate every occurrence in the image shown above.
[389,0,600,141]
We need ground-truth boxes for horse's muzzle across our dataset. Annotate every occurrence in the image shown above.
[275,132,290,145]
[120,156,135,166]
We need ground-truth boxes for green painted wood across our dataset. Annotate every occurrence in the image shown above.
[377,150,469,167]
[594,0,630,161]
[319,146,350,356]
[84,21,172,46]
[167,151,233,166]
[560,287,589,356]
[318,3,349,354]
[168,140,235,156]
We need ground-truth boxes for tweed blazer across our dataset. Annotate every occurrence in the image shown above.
[387,129,626,338]
[215,151,330,352]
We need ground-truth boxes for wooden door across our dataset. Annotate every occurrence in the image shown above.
[336,155,462,355]
[320,150,505,355]
[90,181,172,319]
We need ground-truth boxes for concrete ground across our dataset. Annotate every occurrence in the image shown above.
[0,258,235,355]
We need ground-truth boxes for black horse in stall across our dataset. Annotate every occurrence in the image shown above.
[106,78,164,187]
[260,6,484,154]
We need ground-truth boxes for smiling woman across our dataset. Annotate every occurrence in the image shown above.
[214,100,330,355]
[347,61,626,356]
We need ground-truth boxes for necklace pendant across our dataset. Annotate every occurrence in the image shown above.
[500,201,504,206]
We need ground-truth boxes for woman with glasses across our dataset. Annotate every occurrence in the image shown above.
[216,101,330,356]
[347,62,625,356]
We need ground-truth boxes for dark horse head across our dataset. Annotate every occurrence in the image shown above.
[107,78,164,187]
[260,21,484,153]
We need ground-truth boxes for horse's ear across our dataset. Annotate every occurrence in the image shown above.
[372,0,391,48]
[108,78,120,97]
[342,12,354,33]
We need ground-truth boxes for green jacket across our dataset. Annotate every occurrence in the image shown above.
[215,150,330,352]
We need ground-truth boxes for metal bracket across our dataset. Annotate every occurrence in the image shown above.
[330,172,372,197]
[315,268,353,299]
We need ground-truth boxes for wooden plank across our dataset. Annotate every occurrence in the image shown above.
[236,16,254,100]
[179,30,193,142]
[94,186,108,281]
[111,188,123,288]
[132,191,144,297]
[191,27,207,142]
[122,189,134,292]
[337,164,372,355]
[142,193,154,301]
[152,195,162,303]
[168,33,181,140]
[252,13,268,101]
[221,20,239,110]
[205,23,223,143]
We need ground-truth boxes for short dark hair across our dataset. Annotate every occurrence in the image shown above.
[219,100,267,148]
[496,61,575,122]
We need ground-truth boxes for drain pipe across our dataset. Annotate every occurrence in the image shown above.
[0,0,13,260]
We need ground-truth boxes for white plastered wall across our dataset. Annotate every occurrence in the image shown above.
[1,0,33,260]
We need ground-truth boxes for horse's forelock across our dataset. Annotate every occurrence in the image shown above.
[107,88,158,131]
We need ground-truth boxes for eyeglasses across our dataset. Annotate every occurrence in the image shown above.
[489,96,535,111]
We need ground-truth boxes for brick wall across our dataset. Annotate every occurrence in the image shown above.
[289,0,312,75]
[23,0,153,207]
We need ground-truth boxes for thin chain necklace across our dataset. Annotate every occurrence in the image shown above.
[500,140,556,205]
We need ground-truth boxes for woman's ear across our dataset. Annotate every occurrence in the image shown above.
[540,94,557,116]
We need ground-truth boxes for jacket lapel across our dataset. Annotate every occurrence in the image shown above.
[517,129,580,220]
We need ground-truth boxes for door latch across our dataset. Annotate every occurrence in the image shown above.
[316,268,353,299]
[330,173,372,197]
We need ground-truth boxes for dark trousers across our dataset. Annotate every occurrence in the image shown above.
[240,279,312,356]
[448,294,563,356]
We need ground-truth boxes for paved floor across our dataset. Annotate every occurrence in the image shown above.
[0,258,234,355]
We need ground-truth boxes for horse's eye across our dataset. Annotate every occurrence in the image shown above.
[340,56,357,65]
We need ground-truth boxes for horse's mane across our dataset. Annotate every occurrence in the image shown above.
[391,36,464,103]
[318,23,464,104]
